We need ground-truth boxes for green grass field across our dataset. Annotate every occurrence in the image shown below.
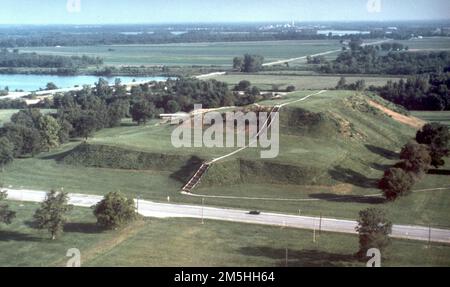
[397,37,450,51]
[211,74,402,90]
[20,40,343,67]
[1,201,449,267]
[0,109,19,126]
[411,111,450,127]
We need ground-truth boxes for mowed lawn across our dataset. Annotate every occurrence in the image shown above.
[211,74,402,90]
[1,201,449,267]
[0,109,19,126]
[20,40,343,67]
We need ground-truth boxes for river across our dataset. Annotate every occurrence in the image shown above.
[0,74,169,92]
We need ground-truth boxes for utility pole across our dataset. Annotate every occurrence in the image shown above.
[319,213,322,235]
[313,218,316,243]
[285,248,288,267]
[136,194,141,214]
[428,224,431,248]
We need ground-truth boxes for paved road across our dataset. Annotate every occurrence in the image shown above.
[4,188,450,244]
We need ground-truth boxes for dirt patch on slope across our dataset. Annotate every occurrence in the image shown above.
[367,100,425,129]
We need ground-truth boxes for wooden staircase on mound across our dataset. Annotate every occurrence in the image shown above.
[182,163,210,193]
[181,105,280,193]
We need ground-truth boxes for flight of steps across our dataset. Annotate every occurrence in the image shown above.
[181,163,210,193]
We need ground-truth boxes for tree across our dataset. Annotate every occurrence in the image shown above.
[33,190,73,240]
[398,142,431,176]
[37,115,61,150]
[235,80,251,91]
[233,57,244,71]
[336,77,347,89]
[166,100,180,113]
[45,82,58,90]
[243,54,264,73]
[0,190,15,225]
[416,123,450,168]
[378,168,415,200]
[355,208,392,259]
[73,114,97,140]
[0,137,14,171]
[131,101,156,125]
[93,192,137,230]
[286,85,296,92]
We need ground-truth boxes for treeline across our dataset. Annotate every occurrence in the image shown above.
[320,45,450,75]
[371,73,450,110]
[379,123,449,200]
[0,49,103,68]
[0,31,339,48]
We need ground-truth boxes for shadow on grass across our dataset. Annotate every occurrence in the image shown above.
[309,193,385,204]
[120,122,138,127]
[428,169,450,175]
[0,230,41,242]
[239,246,357,267]
[63,222,103,234]
[365,145,398,160]
[25,221,103,234]
[370,162,391,171]
[328,166,378,188]
[170,155,203,183]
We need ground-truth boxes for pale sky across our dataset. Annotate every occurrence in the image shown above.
[0,0,449,24]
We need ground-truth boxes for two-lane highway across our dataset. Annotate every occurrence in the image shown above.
[4,188,450,244]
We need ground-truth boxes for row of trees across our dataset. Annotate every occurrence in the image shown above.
[0,49,103,68]
[372,73,450,111]
[335,77,366,91]
[379,123,449,200]
[0,190,137,240]
[320,44,450,75]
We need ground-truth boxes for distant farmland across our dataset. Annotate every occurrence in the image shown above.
[211,74,403,90]
[20,40,343,67]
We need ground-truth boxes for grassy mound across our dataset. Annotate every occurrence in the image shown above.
[61,143,204,182]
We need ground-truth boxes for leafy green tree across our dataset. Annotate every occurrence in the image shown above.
[336,76,347,89]
[398,142,431,176]
[73,115,97,140]
[46,82,58,90]
[243,54,264,73]
[286,85,296,92]
[356,208,392,259]
[166,100,180,113]
[378,168,414,200]
[0,191,16,225]
[131,101,156,125]
[235,80,251,91]
[416,123,450,168]
[93,192,137,230]
[0,137,14,171]
[233,57,244,71]
[38,115,61,150]
[33,190,73,240]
